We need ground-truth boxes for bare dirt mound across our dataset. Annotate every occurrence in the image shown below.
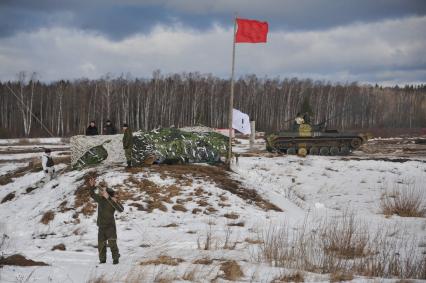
[0,254,49,267]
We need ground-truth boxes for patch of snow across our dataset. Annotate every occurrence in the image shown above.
[0,138,64,145]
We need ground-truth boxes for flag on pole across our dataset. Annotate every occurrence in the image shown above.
[226,16,268,165]
[235,18,268,43]
[232,109,251,135]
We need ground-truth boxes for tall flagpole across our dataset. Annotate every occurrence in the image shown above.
[227,15,237,167]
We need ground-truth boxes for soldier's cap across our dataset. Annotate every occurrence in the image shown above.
[45,148,51,153]
[106,120,111,123]
[122,123,128,128]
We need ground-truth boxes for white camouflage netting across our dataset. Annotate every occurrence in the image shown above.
[70,135,126,166]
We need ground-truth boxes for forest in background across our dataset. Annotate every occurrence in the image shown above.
[0,71,425,138]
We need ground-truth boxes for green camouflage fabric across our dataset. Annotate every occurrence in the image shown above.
[73,144,108,170]
[132,128,228,165]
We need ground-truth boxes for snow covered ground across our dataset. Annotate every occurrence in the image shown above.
[0,138,425,282]
[0,138,66,145]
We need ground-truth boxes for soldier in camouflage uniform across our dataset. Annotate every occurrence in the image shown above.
[88,177,124,264]
[122,123,133,168]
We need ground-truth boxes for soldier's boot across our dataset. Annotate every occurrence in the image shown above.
[109,239,120,264]
[98,240,107,263]
[126,161,132,168]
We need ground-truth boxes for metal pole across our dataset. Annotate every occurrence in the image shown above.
[227,15,237,166]
[250,120,255,150]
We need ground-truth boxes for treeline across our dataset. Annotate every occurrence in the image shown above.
[0,71,425,138]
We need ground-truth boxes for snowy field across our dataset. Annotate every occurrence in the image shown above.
[0,137,425,282]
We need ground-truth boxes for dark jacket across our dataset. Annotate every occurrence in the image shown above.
[90,187,124,227]
[86,125,99,136]
[122,128,133,149]
[103,124,117,135]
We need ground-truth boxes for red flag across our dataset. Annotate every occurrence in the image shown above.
[235,18,268,43]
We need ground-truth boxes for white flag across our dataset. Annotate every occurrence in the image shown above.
[232,109,251,135]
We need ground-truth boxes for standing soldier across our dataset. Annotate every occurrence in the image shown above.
[103,120,117,135]
[41,148,55,183]
[122,123,133,168]
[88,177,124,264]
[292,113,305,131]
[86,121,99,136]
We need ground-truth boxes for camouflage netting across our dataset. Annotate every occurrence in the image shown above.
[70,135,126,169]
[73,144,108,170]
[70,128,228,169]
[132,128,228,165]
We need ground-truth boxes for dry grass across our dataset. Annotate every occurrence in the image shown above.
[88,266,220,283]
[193,258,213,265]
[321,211,371,259]
[125,176,181,213]
[51,244,66,251]
[181,266,199,281]
[73,228,82,235]
[197,222,214,250]
[245,238,263,244]
[197,222,241,251]
[0,254,48,266]
[58,200,72,213]
[222,226,238,250]
[271,271,304,282]
[223,212,239,219]
[122,266,149,283]
[381,185,425,217]
[219,260,244,281]
[86,275,110,283]
[197,199,209,207]
[206,206,218,213]
[256,211,426,279]
[153,272,175,283]
[40,210,55,225]
[329,271,354,282]
[172,204,187,212]
[140,255,184,266]
[194,187,205,196]
[228,221,245,227]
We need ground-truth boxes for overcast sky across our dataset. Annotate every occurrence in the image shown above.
[0,0,425,85]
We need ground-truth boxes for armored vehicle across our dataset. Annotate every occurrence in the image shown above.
[265,120,366,156]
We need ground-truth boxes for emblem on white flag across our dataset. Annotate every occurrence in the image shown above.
[232,109,251,135]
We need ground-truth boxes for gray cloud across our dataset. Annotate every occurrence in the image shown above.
[0,0,425,39]
[0,15,424,85]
